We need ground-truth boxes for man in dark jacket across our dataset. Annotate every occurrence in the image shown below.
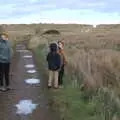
[46,43,61,89]
[0,33,13,91]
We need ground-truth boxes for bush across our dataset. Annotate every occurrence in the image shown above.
[42,30,60,35]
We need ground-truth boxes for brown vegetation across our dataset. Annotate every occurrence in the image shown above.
[1,24,120,91]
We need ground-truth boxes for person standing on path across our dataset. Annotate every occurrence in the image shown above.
[0,33,13,91]
[46,43,61,89]
[58,41,67,88]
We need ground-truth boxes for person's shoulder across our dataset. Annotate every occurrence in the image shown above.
[5,40,11,46]
[0,38,4,44]
[47,52,52,56]
[7,40,11,44]
[0,38,3,41]
[56,53,61,57]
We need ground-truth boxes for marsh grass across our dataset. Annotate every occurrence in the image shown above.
[34,44,120,120]
[6,23,120,120]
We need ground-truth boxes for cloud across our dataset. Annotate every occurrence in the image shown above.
[0,0,120,24]
[0,0,120,12]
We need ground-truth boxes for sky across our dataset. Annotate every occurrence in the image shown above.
[0,0,120,25]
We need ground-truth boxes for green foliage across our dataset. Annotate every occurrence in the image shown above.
[33,44,46,73]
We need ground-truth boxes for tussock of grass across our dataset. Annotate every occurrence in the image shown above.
[48,87,120,120]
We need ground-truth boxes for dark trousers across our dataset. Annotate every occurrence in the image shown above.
[58,65,64,85]
[0,63,10,86]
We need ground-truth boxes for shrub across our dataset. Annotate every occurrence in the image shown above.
[42,29,60,35]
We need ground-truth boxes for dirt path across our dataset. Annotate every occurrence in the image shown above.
[0,44,59,120]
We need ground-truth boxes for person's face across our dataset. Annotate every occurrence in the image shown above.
[58,42,63,49]
[1,35,8,40]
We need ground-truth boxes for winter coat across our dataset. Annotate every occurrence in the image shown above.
[47,52,61,71]
[0,38,13,63]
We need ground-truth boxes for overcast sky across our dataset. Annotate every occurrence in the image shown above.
[0,0,120,24]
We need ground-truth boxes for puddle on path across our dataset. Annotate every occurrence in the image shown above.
[27,70,37,74]
[25,64,35,68]
[15,100,38,115]
[25,78,40,85]
[23,55,32,58]
[16,50,30,53]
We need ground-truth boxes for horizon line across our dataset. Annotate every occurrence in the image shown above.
[0,22,120,25]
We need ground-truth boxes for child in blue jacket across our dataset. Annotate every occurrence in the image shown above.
[46,43,61,89]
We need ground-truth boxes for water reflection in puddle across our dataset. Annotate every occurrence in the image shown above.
[27,70,37,74]
[16,50,29,53]
[25,64,35,68]
[23,55,32,58]
[15,100,38,115]
[25,78,40,85]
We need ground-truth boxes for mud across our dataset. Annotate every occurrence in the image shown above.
[0,44,60,120]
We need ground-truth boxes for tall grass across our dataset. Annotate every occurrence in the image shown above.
[29,25,120,120]
[33,43,120,120]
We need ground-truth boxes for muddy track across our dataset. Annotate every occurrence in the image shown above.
[0,44,59,120]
